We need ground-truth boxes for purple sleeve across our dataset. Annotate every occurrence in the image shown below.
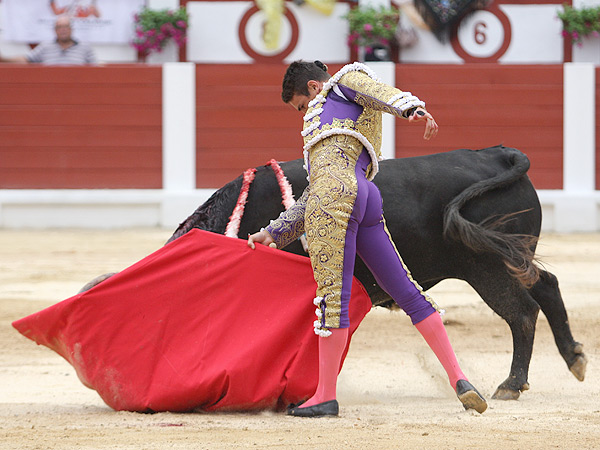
[265,186,309,249]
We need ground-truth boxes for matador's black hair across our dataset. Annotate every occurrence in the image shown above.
[281,60,330,103]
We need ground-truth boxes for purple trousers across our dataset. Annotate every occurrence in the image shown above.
[326,148,437,328]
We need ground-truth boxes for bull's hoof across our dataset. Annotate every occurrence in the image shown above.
[78,272,117,294]
[492,382,528,400]
[569,353,587,382]
[492,387,520,400]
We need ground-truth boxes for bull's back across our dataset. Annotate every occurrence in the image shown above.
[374,146,541,234]
[369,147,541,283]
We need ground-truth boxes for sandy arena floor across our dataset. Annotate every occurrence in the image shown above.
[0,229,598,450]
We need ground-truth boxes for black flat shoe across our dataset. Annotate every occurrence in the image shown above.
[287,399,339,417]
[456,379,487,414]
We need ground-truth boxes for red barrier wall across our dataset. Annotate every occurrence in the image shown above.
[194,64,340,187]
[395,65,564,190]
[0,65,162,189]
[0,64,571,190]
[195,64,564,189]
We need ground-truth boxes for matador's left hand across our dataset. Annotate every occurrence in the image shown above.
[408,107,438,140]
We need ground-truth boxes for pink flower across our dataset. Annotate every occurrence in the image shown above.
[593,31,600,37]
[572,31,579,40]
[176,20,187,28]
[562,30,569,37]
[364,23,373,32]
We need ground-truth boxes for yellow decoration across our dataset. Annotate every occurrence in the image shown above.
[255,0,284,50]
[254,0,336,50]
[305,0,336,15]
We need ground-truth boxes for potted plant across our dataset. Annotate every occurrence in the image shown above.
[132,7,189,56]
[557,4,600,46]
[344,5,400,61]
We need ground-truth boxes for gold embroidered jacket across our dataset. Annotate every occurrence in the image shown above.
[266,63,425,249]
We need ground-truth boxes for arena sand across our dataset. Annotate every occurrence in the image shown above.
[1,229,599,450]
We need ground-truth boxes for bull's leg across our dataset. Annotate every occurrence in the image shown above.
[467,268,540,400]
[527,270,587,381]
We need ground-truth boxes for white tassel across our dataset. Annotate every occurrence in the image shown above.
[314,327,332,338]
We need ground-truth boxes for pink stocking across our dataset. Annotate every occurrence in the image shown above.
[300,327,349,408]
[414,312,466,390]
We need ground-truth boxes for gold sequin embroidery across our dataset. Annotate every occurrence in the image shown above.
[305,134,364,329]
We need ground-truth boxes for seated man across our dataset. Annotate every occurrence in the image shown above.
[0,15,97,65]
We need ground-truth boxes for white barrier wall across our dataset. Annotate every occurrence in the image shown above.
[0,62,598,232]
[538,63,600,232]
[1,1,599,65]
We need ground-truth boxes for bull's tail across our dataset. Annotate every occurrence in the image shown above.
[443,147,540,288]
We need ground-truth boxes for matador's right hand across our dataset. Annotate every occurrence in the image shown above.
[247,230,276,249]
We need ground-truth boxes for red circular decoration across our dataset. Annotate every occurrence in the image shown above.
[450,5,512,63]
[238,5,299,63]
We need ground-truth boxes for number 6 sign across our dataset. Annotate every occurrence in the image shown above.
[451,5,512,62]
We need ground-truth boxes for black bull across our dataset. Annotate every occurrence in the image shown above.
[166,145,586,400]
[81,145,586,400]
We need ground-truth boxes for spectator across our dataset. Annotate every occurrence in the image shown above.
[0,15,97,65]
